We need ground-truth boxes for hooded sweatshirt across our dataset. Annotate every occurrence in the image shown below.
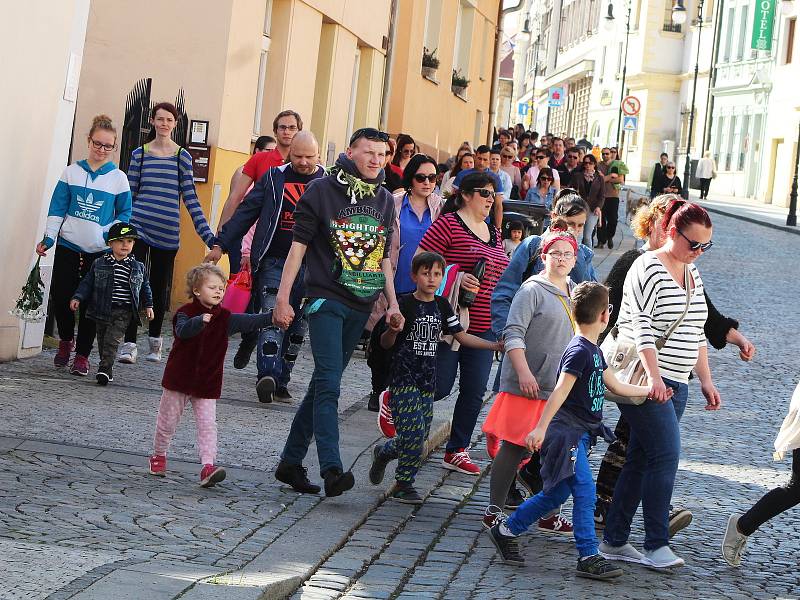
[44,160,132,254]
[292,153,395,311]
[499,274,575,398]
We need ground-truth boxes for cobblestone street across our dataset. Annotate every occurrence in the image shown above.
[1,210,798,599]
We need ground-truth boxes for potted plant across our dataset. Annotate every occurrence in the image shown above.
[422,47,440,79]
[451,69,470,97]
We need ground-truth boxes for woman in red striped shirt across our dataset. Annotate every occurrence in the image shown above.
[418,172,509,475]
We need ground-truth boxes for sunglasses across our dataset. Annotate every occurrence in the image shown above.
[413,173,437,183]
[539,176,553,181]
[583,160,594,165]
[536,155,547,160]
[349,127,390,145]
[472,188,496,198]
[677,229,713,252]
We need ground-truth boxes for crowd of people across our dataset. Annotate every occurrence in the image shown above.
[33,110,800,582]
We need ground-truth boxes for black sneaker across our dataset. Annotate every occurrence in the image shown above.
[274,461,321,494]
[233,335,257,369]
[369,445,392,485]
[367,392,379,412]
[487,523,525,566]
[256,376,276,403]
[608,239,614,249]
[96,370,113,386]
[576,554,623,580]
[274,386,292,402]
[391,482,424,505]
[594,499,608,530]
[323,468,355,497]
[668,508,693,538]
[505,485,526,510]
[517,461,543,497]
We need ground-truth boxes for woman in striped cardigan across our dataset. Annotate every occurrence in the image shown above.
[119,102,216,363]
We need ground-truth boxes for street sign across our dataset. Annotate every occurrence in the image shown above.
[621,95,641,116]
[548,87,564,107]
[622,115,638,131]
[518,102,529,116]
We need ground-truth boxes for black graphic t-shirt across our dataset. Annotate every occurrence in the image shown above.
[391,295,463,392]
[266,169,316,258]
[556,335,607,425]
[329,204,388,298]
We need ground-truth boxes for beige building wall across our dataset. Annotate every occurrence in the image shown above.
[388,0,502,162]
[0,1,91,362]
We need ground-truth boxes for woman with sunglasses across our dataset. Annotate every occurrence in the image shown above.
[35,114,132,375]
[595,195,754,534]
[656,162,682,196]
[524,167,557,215]
[367,155,444,409]
[600,200,722,570]
[417,172,509,475]
[499,148,522,199]
[521,148,560,196]
[392,133,416,174]
[569,154,604,247]
[441,152,474,198]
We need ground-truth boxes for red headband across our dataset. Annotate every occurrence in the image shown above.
[541,233,578,255]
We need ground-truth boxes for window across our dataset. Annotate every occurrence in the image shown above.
[736,5,749,61]
[453,1,475,82]
[663,1,681,33]
[480,18,491,79]
[723,7,735,62]
[616,41,623,75]
[786,18,796,63]
[253,0,273,137]
[474,109,484,146]
[739,114,750,171]
[424,0,443,61]
[599,45,607,82]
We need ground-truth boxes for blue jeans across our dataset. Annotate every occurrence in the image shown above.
[603,377,689,551]
[506,434,597,557]
[255,258,306,384]
[280,298,370,475]
[434,329,496,453]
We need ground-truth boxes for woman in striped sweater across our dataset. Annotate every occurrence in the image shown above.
[119,102,216,363]
[601,200,722,570]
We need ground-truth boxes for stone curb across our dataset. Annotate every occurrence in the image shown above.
[698,203,800,237]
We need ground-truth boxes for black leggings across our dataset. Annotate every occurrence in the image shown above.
[597,197,620,244]
[595,415,631,505]
[738,449,800,536]
[124,240,177,341]
[51,245,103,357]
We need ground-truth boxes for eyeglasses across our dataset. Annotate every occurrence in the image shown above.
[601,153,610,156]
[546,251,575,261]
[677,229,713,252]
[349,127,390,145]
[413,173,438,183]
[90,139,116,152]
[277,124,298,132]
[472,188,496,198]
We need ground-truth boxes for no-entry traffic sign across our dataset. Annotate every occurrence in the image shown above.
[621,96,641,116]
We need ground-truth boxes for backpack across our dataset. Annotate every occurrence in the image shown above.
[521,237,543,281]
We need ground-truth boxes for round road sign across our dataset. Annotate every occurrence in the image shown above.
[621,96,641,116]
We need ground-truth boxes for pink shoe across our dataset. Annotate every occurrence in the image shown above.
[443,449,481,475]
[149,455,166,476]
[200,464,226,488]
[69,354,90,376]
[377,390,396,438]
[54,340,74,367]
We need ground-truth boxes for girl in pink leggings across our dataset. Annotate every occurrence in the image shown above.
[148,264,272,487]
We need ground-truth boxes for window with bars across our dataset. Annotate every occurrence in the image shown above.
[663,2,681,32]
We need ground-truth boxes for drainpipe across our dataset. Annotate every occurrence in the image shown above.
[702,0,724,152]
[379,0,400,132]
[488,1,524,144]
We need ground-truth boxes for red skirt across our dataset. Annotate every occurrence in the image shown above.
[482,392,547,447]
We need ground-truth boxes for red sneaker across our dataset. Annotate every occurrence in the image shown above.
[486,433,501,459]
[483,504,507,529]
[149,454,167,477]
[69,354,90,376]
[537,511,574,536]
[200,464,226,488]
[443,449,480,475]
[377,390,396,438]
[54,340,74,367]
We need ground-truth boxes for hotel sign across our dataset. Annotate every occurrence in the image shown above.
[751,0,776,51]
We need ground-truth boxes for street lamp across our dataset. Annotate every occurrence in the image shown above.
[781,0,796,16]
[673,0,702,200]
[789,118,799,226]
[608,1,632,148]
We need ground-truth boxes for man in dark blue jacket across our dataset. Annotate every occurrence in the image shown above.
[207,131,323,404]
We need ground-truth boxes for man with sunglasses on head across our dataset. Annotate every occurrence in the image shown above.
[270,127,403,498]
[451,144,504,226]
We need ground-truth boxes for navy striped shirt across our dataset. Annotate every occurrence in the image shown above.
[127,146,215,250]
[107,253,134,305]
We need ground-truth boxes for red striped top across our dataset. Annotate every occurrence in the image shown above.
[418,212,509,334]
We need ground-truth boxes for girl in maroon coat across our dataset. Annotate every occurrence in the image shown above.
[148,264,272,487]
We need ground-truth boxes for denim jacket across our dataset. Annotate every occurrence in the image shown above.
[73,255,153,325]
[490,233,597,335]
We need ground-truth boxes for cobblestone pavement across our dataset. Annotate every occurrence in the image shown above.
[293,212,800,599]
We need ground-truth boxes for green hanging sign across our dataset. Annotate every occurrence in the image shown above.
[751,0,776,51]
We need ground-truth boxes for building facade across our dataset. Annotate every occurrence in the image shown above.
[0,1,91,361]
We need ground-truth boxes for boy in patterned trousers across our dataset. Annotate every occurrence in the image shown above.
[368,252,502,503]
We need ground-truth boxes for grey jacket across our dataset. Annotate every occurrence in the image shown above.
[499,274,575,399]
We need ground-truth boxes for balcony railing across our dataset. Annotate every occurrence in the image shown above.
[663,23,682,33]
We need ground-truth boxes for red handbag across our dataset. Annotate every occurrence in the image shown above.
[221,269,252,313]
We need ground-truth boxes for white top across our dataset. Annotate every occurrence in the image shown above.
[616,251,708,383]
[696,157,715,179]
[774,380,800,460]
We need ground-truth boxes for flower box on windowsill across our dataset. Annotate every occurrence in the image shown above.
[422,66,439,80]
[452,85,468,100]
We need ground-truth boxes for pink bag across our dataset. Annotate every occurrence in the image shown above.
[221,269,252,313]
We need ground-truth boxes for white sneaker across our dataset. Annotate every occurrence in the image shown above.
[145,337,163,362]
[721,514,748,567]
[599,541,647,564]
[643,545,685,569]
[118,342,138,364]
